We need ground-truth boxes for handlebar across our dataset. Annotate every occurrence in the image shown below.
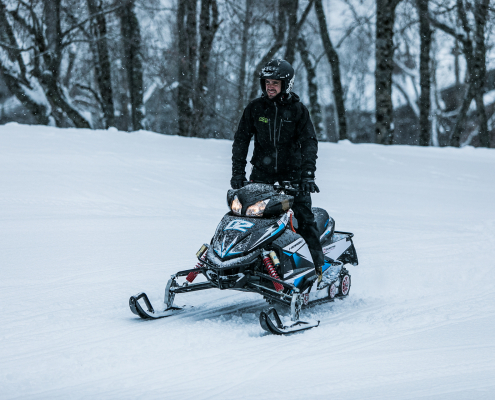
[242,180,303,194]
[273,181,302,194]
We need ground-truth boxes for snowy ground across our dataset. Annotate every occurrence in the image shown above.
[1,123,495,399]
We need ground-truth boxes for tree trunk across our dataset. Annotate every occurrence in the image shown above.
[193,0,220,137]
[416,0,432,146]
[473,0,489,147]
[443,0,489,147]
[87,0,115,128]
[44,0,62,77]
[177,0,197,136]
[450,84,474,147]
[284,0,298,64]
[237,0,252,121]
[375,0,401,145]
[315,0,347,141]
[119,0,144,131]
[297,36,324,140]
[42,0,91,128]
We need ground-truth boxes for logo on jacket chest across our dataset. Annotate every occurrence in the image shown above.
[259,117,268,123]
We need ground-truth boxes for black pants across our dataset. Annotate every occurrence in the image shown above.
[250,167,325,269]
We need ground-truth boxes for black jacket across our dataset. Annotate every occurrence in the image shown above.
[232,93,318,180]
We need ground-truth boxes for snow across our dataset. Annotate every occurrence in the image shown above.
[1,123,495,399]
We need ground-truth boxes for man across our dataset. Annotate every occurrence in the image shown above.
[231,59,324,281]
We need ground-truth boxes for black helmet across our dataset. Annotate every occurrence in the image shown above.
[259,59,295,96]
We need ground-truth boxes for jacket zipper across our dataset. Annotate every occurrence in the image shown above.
[274,104,278,173]
[269,118,272,142]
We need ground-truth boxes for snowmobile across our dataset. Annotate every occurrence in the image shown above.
[129,182,358,335]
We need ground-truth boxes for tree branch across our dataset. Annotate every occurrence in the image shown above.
[428,14,467,44]
[295,0,315,32]
[61,5,122,39]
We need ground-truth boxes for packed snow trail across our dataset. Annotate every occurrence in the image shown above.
[1,123,495,399]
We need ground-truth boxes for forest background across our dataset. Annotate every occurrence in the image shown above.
[1,0,494,148]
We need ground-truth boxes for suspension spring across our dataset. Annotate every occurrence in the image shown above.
[186,252,207,283]
[262,255,284,292]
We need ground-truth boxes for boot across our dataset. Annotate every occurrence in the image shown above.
[315,265,323,285]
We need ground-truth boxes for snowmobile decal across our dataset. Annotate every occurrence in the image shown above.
[224,220,255,232]
[322,238,351,260]
[216,236,242,258]
[283,238,305,253]
[248,221,286,250]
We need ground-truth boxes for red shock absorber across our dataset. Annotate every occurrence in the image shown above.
[289,213,296,233]
[262,254,284,292]
[186,245,207,283]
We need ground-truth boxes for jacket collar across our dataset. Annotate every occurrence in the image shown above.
[261,92,298,106]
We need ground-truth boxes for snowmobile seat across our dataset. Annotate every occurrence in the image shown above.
[290,207,334,238]
[312,207,334,238]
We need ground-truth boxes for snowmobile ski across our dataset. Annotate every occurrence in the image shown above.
[259,307,320,335]
[129,292,190,320]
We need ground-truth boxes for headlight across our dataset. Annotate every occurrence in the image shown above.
[231,195,242,215]
[246,200,269,217]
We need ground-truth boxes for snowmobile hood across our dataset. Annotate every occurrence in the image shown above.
[212,212,290,260]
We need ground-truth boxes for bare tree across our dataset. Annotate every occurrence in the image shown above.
[248,0,314,101]
[119,0,144,131]
[0,1,51,125]
[87,0,115,128]
[429,0,490,147]
[248,0,286,101]
[42,0,92,128]
[284,0,299,64]
[176,0,220,137]
[177,0,196,136]
[192,0,220,136]
[416,0,432,146]
[0,0,97,128]
[375,0,403,144]
[297,35,324,140]
[315,0,347,141]
[237,0,253,120]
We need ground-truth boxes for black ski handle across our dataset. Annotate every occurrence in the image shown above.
[132,293,154,313]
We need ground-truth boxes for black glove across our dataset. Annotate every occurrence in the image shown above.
[230,175,246,190]
[301,171,320,193]
[301,179,319,193]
